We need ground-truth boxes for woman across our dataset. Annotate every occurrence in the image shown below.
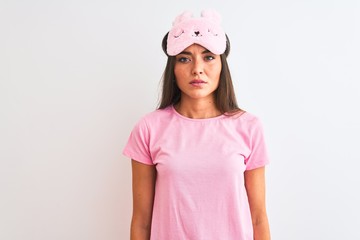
[123,9,271,240]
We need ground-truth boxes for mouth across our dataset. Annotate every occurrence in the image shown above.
[189,79,207,87]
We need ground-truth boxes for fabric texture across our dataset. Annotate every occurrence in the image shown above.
[166,9,226,56]
[123,106,269,240]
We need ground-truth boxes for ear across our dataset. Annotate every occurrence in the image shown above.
[172,11,193,26]
[201,9,222,24]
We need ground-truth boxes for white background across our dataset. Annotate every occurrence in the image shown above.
[1,0,359,239]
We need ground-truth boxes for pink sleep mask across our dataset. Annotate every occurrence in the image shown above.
[166,9,227,56]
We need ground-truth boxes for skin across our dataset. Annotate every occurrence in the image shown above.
[245,167,271,240]
[173,44,222,118]
[130,44,270,239]
[131,161,156,240]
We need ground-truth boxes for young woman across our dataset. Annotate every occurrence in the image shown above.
[123,9,271,240]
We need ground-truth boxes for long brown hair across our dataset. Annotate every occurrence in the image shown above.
[158,33,242,114]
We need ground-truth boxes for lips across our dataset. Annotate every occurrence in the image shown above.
[190,79,207,84]
[189,79,207,87]
[190,79,205,83]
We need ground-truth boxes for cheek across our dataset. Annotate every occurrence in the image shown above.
[174,65,186,81]
[211,64,222,80]
[174,64,180,78]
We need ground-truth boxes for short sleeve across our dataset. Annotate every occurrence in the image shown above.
[244,117,270,170]
[122,118,154,165]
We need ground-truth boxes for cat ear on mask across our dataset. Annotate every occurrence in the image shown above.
[172,11,193,26]
[201,9,222,24]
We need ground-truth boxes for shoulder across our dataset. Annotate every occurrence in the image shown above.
[135,106,173,127]
[224,110,265,136]
[226,110,262,125]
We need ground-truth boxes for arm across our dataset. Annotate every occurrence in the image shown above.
[244,167,271,240]
[131,160,156,240]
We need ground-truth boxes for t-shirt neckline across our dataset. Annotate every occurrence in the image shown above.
[170,105,226,122]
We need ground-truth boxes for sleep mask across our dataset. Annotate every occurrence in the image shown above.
[166,9,227,56]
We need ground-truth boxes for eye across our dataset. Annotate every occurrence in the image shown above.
[204,55,215,61]
[177,57,190,63]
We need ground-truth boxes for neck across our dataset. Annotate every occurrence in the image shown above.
[175,97,222,119]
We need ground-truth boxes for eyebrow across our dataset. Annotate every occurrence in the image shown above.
[179,49,211,55]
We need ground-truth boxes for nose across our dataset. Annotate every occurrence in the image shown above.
[192,58,204,75]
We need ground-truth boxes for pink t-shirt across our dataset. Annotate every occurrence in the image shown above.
[123,106,269,240]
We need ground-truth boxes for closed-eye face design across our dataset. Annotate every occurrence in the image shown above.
[167,10,226,56]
